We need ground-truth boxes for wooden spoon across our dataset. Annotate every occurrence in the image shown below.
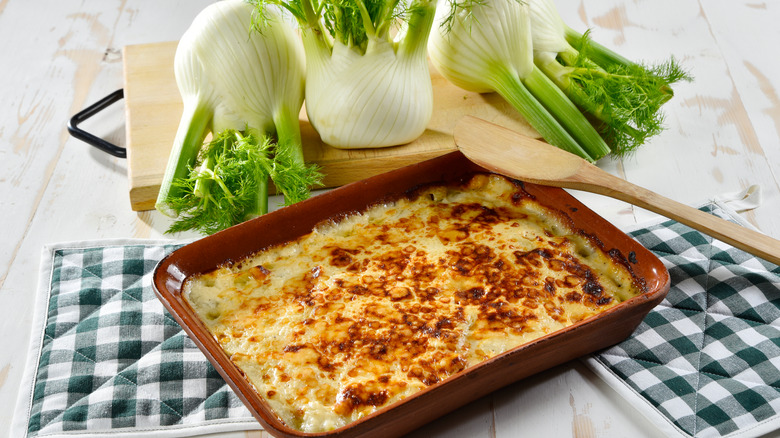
[453,116,780,266]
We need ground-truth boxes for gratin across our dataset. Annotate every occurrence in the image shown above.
[183,173,645,432]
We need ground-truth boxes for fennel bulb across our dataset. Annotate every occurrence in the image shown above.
[529,0,691,155]
[429,0,610,161]
[253,0,437,149]
[156,0,321,235]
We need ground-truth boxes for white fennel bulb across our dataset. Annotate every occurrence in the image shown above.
[189,0,306,139]
[304,37,433,148]
[428,0,533,93]
[156,0,321,235]
[528,0,569,54]
[255,0,437,149]
[428,0,609,161]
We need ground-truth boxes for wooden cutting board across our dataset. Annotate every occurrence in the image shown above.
[122,41,538,211]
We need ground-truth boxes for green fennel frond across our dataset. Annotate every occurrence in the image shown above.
[270,139,323,205]
[253,0,419,52]
[558,32,692,156]
[164,130,274,235]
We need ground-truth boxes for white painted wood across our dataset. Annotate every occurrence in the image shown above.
[1,1,778,437]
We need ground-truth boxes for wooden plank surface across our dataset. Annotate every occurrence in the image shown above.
[123,41,539,211]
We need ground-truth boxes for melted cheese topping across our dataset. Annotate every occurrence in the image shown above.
[184,174,644,432]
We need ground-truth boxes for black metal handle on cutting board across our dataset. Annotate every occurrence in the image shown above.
[67,89,127,158]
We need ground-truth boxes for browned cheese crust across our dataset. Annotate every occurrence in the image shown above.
[184,173,644,432]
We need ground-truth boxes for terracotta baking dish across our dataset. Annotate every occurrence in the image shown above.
[152,151,670,438]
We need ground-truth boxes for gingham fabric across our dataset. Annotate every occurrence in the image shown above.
[14,241,260,438]
[586,203,780,438]
[13,202,780,437]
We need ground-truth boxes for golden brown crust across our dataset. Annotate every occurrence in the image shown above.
[184,173,644,432]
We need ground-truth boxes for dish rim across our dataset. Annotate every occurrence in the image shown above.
[152,151,671,438]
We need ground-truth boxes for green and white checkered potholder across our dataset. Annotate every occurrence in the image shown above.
[12,240,260,438]
[585,203,780,438]
[11,202,780,438]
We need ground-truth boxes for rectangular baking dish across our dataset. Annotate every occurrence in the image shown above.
[152,151,670,438]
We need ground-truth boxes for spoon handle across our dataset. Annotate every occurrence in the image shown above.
[570,164,780,266]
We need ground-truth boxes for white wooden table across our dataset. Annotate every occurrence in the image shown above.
[2,1,779,437]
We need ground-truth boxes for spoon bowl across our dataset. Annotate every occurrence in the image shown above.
[453,116,780,266]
